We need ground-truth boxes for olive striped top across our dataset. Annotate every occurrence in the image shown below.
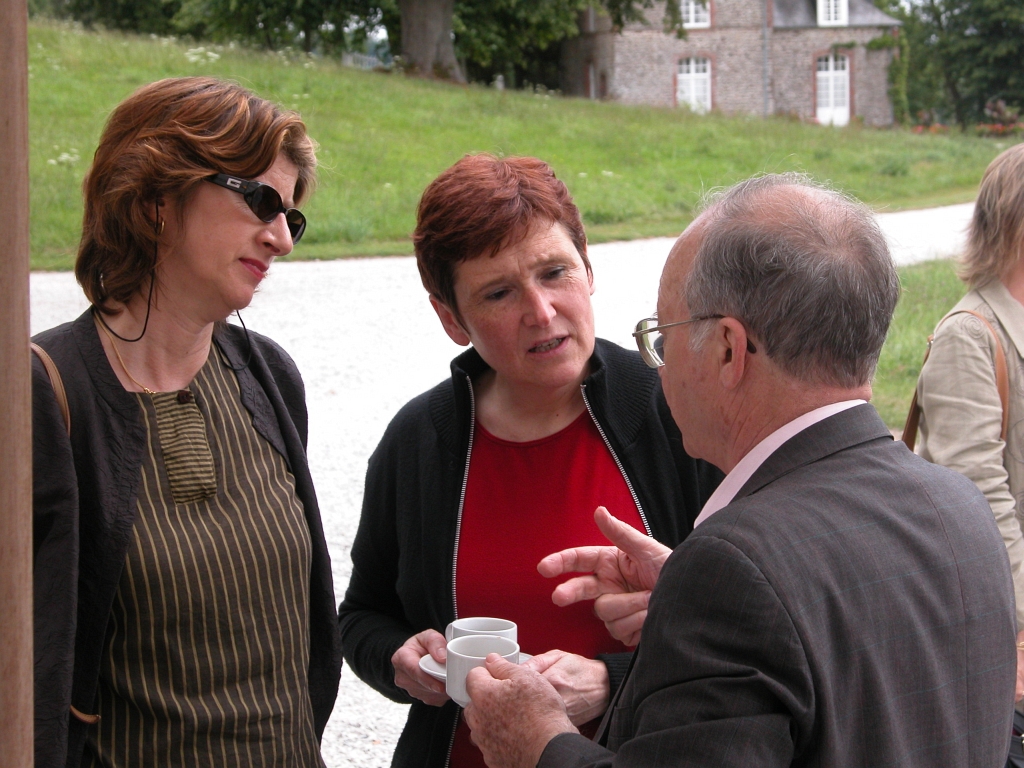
[84,346,324,768]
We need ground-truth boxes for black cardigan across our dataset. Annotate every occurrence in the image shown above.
[338,338,721,768]
[32,310,342,768]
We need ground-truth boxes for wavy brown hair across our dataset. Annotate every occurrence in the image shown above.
[960,143,1024,287]
[413,154,589,319]
[76,77,317,311]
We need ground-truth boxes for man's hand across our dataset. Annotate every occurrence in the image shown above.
[464,654,578,768]
[521,650,610,725]
[538,507,671,645]
[594,590,651,647]
[391,629,449,706]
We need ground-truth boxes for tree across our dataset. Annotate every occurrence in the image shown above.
[398,0,463,79]
[68,0,178,34]
[58,0,683,86]
[873,0,945,124]
[171,0,353,51]
[453,0,589,88]
[392,0,682,83]
[907,0,1024,127]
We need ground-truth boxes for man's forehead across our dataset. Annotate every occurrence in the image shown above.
[658,228,701,312]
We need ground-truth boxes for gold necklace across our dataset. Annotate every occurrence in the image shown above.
[96,317,157,394]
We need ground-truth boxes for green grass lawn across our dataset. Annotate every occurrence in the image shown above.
[874,259,968,429]
[28,20,1017,270]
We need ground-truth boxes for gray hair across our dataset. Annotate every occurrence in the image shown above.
[686,173,899,388]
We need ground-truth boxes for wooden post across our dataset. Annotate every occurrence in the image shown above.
[0,0,34,764]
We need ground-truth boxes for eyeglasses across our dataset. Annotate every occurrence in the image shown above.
[206,174,307,243]
[632,314,756,368]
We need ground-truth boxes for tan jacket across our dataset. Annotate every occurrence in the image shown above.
[918,279,1024,628]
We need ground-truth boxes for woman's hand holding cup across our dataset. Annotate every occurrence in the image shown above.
[392,629,449,706]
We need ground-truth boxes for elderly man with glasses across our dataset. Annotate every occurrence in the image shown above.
[460,173,1017,768]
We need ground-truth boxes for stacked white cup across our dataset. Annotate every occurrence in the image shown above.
[444,618,519,707]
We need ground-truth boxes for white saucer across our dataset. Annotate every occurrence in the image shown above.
[419,652,532,683]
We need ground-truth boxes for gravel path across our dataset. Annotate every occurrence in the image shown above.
[29,202,974,767]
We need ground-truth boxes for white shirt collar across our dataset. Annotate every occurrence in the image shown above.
[693,400,867,529]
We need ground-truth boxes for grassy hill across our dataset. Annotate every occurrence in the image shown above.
[28,19,1014,270]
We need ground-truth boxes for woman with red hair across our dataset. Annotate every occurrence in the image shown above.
[339,154,719,768]
[32,77,340,767]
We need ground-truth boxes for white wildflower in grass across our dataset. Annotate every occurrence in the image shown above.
[602,170,614,177]
[578,172,587,178]
[185,47,219,63]
[48,149,81,166]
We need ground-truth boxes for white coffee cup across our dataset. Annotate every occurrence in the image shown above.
[444,617,517,643]
[445,635,519,707]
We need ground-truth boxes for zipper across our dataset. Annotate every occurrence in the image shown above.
[444,374,476,768]
[581,383,652,537]
[442,379,646,767]
[451,373,476,619]
[443,709,460,768]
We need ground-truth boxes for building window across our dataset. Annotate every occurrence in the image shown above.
[816,53,849,126]
[677,57,711,113]
[817,0,848,26]
[681,0,710,28]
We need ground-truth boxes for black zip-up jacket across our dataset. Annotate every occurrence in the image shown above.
[32,310,342,768]
[338,339,721,768]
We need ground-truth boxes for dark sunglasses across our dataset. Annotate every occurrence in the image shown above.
[206,174,307,243]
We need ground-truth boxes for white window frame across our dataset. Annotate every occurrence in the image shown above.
[816,53,850,126]
[817,0,848,26]
[680,0,710,29]
[676,57,711,113]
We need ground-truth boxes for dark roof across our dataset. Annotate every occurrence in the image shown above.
[773,0,900,28]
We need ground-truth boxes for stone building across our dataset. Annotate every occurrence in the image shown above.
[561,0,901,126]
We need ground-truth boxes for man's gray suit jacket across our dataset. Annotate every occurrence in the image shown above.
[540,404,1016,767]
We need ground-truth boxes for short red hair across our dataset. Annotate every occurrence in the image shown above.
[414,154,589,314]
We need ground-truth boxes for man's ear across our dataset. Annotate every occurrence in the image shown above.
[429,296,472,347]
[715,317,753,389]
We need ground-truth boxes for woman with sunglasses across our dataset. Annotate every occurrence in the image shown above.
[338,154,721,768]
[31,77,340,768]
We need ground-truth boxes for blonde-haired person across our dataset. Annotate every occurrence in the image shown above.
[917,142,1024,706]
[32,77,340,768]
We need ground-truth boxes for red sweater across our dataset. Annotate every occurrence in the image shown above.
[450,412,646,767]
